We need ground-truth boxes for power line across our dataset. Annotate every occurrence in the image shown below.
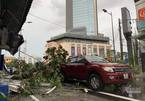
[20,50,40,61]
[29,13,65,28]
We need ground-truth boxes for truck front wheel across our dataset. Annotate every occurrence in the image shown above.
[88,74,104,91]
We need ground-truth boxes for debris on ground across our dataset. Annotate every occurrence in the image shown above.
[7,80,22,93]
[45,86,56,95]
[30,95,40,101]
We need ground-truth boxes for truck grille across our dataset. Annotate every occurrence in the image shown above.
[113,68,129,72]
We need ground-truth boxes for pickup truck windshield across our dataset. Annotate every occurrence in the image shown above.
[85,56,109,63]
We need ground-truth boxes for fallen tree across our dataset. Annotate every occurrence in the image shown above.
[11,45,68,94]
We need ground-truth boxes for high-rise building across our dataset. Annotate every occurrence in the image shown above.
[66,0,98,35]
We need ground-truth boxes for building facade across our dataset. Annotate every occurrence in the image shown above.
[45,33,111,58]
[135,0,145,34]
[134,0,145,71]
[20,55,42,64]
[66,0,98,35]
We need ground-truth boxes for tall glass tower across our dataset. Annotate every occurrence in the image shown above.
[66,0,98,35]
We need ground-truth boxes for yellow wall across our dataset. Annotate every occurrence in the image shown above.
[46,39,111,58]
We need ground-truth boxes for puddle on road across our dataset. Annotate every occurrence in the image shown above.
[122,74,145,100]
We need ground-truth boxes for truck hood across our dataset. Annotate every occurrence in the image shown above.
[91,62,129,68]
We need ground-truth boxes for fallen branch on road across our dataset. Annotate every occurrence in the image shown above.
[9,84,20,93]
[45,86,56,94]
[40,83,51,87]
[30,95,40,101]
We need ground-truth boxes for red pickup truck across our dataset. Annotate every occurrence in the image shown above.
[60,55,132,90]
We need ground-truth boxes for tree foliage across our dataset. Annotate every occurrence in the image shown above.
[12,45,68,95]
[44,45,68,87]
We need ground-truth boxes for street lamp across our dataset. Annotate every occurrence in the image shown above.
[102,9,116,62]
[18,21,32,59]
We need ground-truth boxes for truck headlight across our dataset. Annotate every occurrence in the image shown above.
[103,67,114,72]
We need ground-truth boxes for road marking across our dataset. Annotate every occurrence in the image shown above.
[98,91,141,101]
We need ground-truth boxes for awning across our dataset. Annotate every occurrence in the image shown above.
[1,0,33,34]
[0,0,33,55]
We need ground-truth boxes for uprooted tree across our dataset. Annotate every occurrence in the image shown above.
[19,45,68,94]
[43,45,68,87]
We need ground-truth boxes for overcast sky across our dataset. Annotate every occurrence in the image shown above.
[4,0,137,57]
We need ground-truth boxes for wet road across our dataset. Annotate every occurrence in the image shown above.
[9,87,113,101]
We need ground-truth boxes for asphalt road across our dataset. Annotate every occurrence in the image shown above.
[9,87,113,101]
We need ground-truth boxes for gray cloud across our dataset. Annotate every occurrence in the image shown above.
[98,0,135,11]
[98,0,124,9]
[51,0,65,17]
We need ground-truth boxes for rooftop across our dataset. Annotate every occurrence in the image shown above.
[47,32,110,43]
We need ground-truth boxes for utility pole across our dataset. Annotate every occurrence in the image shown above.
[18,21,32,59]
[18,29,22,59]
[121,7,133,65]
[134,28,139,65]
[118,19,123,61]
[103,9,116,62]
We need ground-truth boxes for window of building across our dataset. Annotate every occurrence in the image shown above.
[88,45,92,55]
[68,40,70,42]
[99,46,105,57]
[77,44,81,56]
[106,46,111,57]
[71,45,75,57]
[73,0,95,34]
[82,46,86,56]
[93,46,98,55]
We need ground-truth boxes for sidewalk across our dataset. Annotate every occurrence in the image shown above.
[131,72,145,100]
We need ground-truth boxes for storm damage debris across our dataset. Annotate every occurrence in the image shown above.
[8,80,21,93]
[45,86,56,95]
[30,95,40,101]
